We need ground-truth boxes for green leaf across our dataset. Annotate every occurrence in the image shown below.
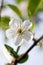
[42,0,43,2]
[16,46,20,53]
[7,4,24,20]
[28,0,42,18]
[0,16,10,30]
[19,54,29,63]
[38,2,43,12]
[4,44,19,58]
[16,0,22,4]
[39,8,43,12]
[30,22,35,32]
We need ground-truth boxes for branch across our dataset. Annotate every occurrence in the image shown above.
[9,36,43,65]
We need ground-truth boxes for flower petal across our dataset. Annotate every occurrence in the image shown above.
[19,39,28,46]
[9,18,22,30]
[13,35,23,45]
[22,31,33,41]
[6,29,16,39]
[21,20,32,30]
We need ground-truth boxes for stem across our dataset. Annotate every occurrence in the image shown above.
[0,0,3,18]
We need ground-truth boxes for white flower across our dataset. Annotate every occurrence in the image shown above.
[6,18,33,45]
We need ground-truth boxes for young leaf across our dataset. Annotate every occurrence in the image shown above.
[4,44,19,58]
[16,46,20,53]
[0,16,10,30]
[7,4,24,20]
[30,22,35,32]
[16,0,22,4]
[28,0,42,18]
[19,54,29,63]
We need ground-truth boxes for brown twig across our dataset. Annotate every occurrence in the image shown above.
[0,0,3,18]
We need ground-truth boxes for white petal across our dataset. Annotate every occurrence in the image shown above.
[19,39,28,46]
[6,29,16,39]
[21,20,32,30]
[9,18,22,29]
[22,31,33,41]
[3,46,14,62]
[13,35,22,45]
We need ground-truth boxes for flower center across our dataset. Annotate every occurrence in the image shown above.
[17,28,22,35]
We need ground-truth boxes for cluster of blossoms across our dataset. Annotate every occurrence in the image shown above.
[6,18,33,46]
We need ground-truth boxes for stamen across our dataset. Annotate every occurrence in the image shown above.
[22,28,26,33]
[17,28,22,35]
